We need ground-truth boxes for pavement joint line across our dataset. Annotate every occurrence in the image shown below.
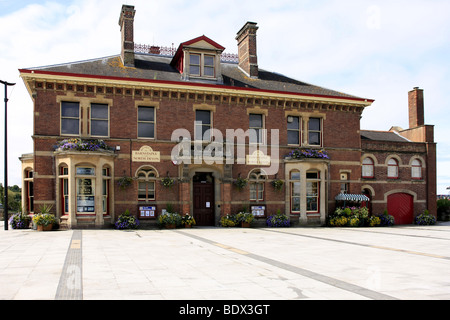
[55,230,83,300]
[261,228,450,261]
[176,230,398,300]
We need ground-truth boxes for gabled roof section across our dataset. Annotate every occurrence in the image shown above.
[170,35,225,73]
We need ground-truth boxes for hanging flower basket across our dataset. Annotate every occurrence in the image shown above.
[161,177,175,188]
[118,176,133,190]
[271,179,284,191]
[234,177,248,191]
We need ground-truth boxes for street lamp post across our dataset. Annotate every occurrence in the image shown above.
[1,80,16,230]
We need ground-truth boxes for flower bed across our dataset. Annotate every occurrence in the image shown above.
[328,206,394,228]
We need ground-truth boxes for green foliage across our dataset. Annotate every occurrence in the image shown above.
[115,209,140,230]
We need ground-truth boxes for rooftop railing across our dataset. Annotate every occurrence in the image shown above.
[134,43,239,63]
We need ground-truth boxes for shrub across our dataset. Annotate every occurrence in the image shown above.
[369,216,381,227]
[329,216,348,227]
[115,210,140,230]
[157,212,182,228]
[220,214,237,227]
[266,212,290,227]
[9,213,31,229]
[414,210,436,225]
[378,210,395,226]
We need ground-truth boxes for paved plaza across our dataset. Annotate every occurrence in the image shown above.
[1,221,450,301]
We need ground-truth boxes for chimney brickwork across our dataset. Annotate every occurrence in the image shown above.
[236,22,259,78]
[408,87,424,128]
[119,5,136,67]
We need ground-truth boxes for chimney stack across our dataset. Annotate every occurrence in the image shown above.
[119,5,136,67]
[236,22,259,78]
[408,87,424,128]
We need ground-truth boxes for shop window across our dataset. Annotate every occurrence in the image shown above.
[137,167,158,201]
[195,110,212,141]
[287,116,301,145]
[362,157,374,178]
[91,103,109,137]
[411,159,422,180]
[387,158,399,179]
[308,118,322,146]
[306,171,320,212]
[76,167,95,214]
[61,101,80,135]
[290,170,301,213]
[249,169,266,202]
[138,106,155,139]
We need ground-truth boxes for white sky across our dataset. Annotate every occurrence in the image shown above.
[0,0,449,195]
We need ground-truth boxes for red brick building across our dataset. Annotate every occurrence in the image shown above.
[18,5,436,228]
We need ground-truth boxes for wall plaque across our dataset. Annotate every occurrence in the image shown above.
[132,146,160,162]
[246,150,271,166]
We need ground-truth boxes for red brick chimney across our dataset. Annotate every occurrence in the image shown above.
[119,5,136,67]
[408,87,424,128]
[236,22,259,78]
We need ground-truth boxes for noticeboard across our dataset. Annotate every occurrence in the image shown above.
[139,205,157,219]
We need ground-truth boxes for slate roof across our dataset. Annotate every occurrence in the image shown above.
[23,53,368,101]
[361,130,411,143]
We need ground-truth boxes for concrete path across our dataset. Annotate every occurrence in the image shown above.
[1,221,450,300]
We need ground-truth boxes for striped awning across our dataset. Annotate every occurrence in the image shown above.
[335,193,370,202]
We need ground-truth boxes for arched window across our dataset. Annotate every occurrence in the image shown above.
[411,159,422,179]
[362,157,374,178]
[137,166,158,201]
[249,169,266,201]
[306,171,320,212]
[387,158,399,179]
[290,170,301,213]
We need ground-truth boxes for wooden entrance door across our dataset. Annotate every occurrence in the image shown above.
[193,173,215,226]
[387,193,414,225]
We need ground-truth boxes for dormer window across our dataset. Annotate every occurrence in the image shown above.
[189,53,215,78]
[171,35,224,82]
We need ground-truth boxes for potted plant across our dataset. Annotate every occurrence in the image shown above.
[33,204,57,231]
[266,210,290,227]
[115,209,140,230]
[9,212,31,229]
[182,214,196,228]
[220,214,237,227]
[414,209,436,225]
[157,212,182,229]
[236,212,254,227]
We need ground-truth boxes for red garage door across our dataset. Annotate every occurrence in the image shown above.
[387,193,414,225]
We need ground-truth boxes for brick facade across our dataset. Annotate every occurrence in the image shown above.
[19,5,436,228]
